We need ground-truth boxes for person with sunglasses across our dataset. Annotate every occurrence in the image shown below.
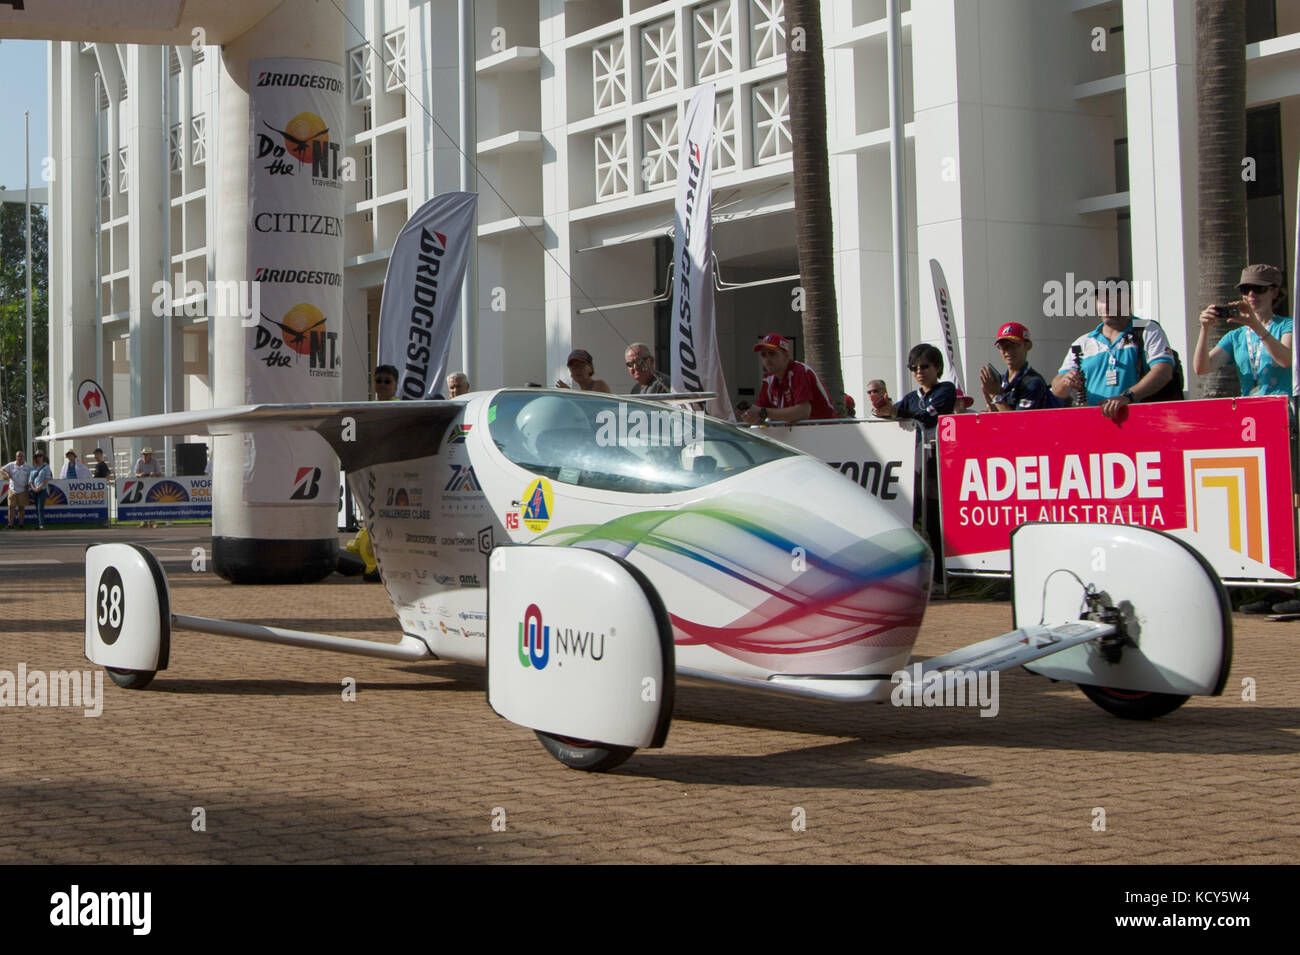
[374,364,399,401]
[555,349,613,393]
[873,344,959,434]
[1051,277,1175,419]
[1192,264,1292,396]
[741,333,837,424]
[624,343,671,394]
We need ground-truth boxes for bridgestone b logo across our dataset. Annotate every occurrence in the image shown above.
[290,466,322,500]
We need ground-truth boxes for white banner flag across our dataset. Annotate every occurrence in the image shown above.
[671,86,732,420]
[243,57,345,506]
[377,192,478,400]
[75,378,113,462]
[929,259,966,394]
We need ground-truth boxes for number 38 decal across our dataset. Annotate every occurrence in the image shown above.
[96,566,125,645]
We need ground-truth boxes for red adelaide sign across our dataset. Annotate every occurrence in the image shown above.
[937,397,1295,580]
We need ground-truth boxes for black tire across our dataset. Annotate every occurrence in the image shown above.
[1079,684,1189,720]
[534,731,635,772]
[106,667,156,690]
[336,552,366,577]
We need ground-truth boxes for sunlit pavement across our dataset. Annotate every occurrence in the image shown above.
[1,525,1296,863]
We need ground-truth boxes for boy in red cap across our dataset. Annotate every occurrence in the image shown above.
[978,322,1060,411]
[741,333,837,423]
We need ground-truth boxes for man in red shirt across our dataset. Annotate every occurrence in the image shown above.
[740,333,837,424]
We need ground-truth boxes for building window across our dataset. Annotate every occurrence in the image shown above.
[751,79,790,164]
[98,154,110,199]
[714,91,737,172]
[641,18,678,99]
[749,0,786,67]
[1246,103,1286,267]
[693,1,735,83]
[361,104,372,131]
[169,122,184,171]
[191,114,207,165]
[383,29,407,92]
[363,143,374,200]
[594,125,630,200]
[117,146,129,193]
[640,110,678,189]
[349,44,373,104]
[593,36,627,112]
[118,76,128,101]
[169,49,181,75]
[193,48,205,64]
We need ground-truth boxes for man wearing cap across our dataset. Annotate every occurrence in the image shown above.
[625,343,671,395]
[135,446,161,528]
[555,349,612,393]
[1051,278,1174,419]
[979,322,1059,411]
[1192,264,1292,396]
[741,334,837,424]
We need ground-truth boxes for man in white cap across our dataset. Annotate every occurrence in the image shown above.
[135,446,161,528]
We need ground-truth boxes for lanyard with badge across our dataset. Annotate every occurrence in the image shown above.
[1105,337,1123,388]
[1245,324,1265,383]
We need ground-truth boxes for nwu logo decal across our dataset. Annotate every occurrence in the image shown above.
[290,466,322,500]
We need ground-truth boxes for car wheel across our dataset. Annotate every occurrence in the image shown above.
[106,667,156,690]
[534,731,635,772]
[1079,684,1189,719]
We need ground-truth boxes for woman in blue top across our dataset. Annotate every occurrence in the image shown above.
[29,452,53,529]
[1192,263,1292,395]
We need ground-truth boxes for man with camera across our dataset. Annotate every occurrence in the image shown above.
[1050,278,1175,419]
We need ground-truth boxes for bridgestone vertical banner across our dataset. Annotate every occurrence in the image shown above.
[929,259,965,394]
[376,192,477,400]
[245,57,344,504]
[671,85,732,420]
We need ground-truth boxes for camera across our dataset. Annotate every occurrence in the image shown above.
[1212,304,1241,318]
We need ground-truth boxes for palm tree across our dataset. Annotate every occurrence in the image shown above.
[1195,0,1248,399]
[785,0,845,415]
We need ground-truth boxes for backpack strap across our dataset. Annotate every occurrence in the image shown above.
[1131,322,1148,378]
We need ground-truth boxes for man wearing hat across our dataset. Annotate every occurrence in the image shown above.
[555,348,612,393]
[135,446,162,527]
[60,449,90,479]
[741,333,837,424]
[1192,264,1292,396]
[1051,277,1175,419]
[979,322,1060,411]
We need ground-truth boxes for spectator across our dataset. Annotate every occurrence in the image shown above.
[90,448,112,479]
[625,343,671,394]
[843,394,857,418]
[979,322,1060,411]
[740,333,837,424]
[374,364,399,401]
[866,379,890,414]
[61,450,90,479]
[1192,264,1292,395]
[30,452,52,530]
[1,451,32,529]
[555,349,612,393]
[135,447,162,528]
[873,344,957,435]
[446,371,471,398]
[1051,278,1174,419]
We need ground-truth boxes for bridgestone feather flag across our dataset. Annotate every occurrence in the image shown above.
[672,86,732,420]
[929,258,966,394]
[378,192,477,399]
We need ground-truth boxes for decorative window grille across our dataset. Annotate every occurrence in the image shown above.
[594,126,630,200]
[749,0,786,66]
[751,79,790,164]
[363,144,374,200]
[640,110,678,189]
[191,114,207,166]
[349,45,373,104]
[169,49,181,75]
[362,104,372,131]
[98,155,110,199]
[118,76,128,101]
[383,29,407,92]
[117,146,129,193]
[193,48,205,64]
[592,37,627,112]
[640,19,678,98]
[693,1,734,83]
[169,123,183,171]
[713,91,737,172]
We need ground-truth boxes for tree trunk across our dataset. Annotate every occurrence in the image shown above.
[1195,0,1248,399]
[785,0,845,415]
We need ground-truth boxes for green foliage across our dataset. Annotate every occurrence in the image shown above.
[0,201,49,459]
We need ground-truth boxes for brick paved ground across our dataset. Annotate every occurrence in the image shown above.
[0,527,1296,863]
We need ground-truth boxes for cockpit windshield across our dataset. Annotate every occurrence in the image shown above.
[487,391,797,494]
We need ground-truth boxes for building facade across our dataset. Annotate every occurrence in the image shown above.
[46,0,1300,466]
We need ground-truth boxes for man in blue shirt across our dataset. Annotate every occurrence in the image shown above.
[1051,280,1174,419]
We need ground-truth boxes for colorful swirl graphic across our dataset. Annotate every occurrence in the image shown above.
[536,494,930,673]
